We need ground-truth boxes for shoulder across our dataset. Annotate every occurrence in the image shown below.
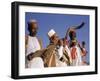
[38,38,42,43]
[47,44,56,51]
[37,37,43,49]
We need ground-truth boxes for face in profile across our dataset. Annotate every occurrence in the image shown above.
[69,31,76,40]
[50,33,59,45]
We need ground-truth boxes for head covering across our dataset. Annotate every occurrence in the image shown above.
[28,19,37,24]
[48,29,56,38]
[27,19,38,32]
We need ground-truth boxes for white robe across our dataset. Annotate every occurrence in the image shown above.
[26,36,44,68]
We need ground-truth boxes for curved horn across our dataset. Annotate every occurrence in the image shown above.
[73,22,85,30]
[65,22,85,39]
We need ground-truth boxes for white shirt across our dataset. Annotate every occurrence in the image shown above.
[26,36,41,56]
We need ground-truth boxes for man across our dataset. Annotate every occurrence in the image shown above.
[64,22,85,66]
[67,28,82,66]
[79,41,88,65]
[43,29,67,67]
[25,19,44,68]
[62,38,72,66]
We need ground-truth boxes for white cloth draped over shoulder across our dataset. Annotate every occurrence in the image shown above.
[56,46,67,67]
[26,36,44,68]
[65,45,72,63]
[26,36,41,56]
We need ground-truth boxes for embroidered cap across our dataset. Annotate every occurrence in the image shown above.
[48,29,56,38]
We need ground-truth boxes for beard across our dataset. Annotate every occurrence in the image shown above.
[32,31,37,36]
[30,31,37,37]
[69,32,76,40]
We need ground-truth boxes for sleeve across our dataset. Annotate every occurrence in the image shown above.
[43,46,56,67]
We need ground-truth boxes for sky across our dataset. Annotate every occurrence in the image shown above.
[25,12,90,64]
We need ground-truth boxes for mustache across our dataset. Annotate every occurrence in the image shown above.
[32,30,37,35]
[29,30,37,36]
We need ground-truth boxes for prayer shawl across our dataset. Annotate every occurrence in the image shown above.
[70,46,82,66]
[43,44,56,67]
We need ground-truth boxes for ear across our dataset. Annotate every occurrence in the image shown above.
[49,36,54,43]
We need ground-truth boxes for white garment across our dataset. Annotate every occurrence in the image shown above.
[26,36,44,68]
[56,59,67,67]
[70,46,82,66]
[57,46,63,59]
[65,45,72,63]
[28,57,44,68]
[56,46,67,67]
[26,36,41,56]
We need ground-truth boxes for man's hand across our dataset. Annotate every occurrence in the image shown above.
[27,53,34,61]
